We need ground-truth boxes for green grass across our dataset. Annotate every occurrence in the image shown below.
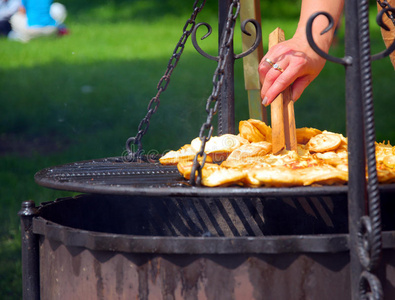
[0,1,394,298]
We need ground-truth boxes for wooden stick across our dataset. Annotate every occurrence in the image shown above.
[268,28,297,154]
[240,0,267,122]
[283,86,298,151]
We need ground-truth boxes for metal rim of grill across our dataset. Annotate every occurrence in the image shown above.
[34,157,395,197]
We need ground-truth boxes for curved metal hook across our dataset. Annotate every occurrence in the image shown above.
[372,7,395,61]
[306,11,352,66]
[192,19,262,61]
[234,18,262,59]
[191,22,219,61]
[359,271,384,300]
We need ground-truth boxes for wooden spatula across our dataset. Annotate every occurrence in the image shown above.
[268,27,297,154]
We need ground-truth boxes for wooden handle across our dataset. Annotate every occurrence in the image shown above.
[268,27,285,48]
[283,87,298,151]
[240,0,267,122]
[240,0,264,90]
[269,28,297,153]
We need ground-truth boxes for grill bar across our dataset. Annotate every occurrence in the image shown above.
[34,157,395,197]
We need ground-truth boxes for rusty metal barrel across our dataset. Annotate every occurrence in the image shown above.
[25,189,395,300]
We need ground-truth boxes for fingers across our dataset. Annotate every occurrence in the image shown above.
[259,58,293,106]
[261,71,291,106]
[259,47,311,105]
[258,56,277,85]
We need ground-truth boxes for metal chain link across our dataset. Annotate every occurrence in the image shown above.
[125,0,206,161]
[189,0,240,185]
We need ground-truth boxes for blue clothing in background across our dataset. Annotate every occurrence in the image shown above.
[22,0,55,27]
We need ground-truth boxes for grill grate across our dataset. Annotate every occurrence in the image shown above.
[34,157,395,197]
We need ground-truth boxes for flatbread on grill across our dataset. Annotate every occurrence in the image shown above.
[250,166,304,187]
[202,168,247,187]
[296,165,348,186]
[159,144,198,165]
[160,119,395,187]
[239,120,267,143]
[383,156,395,169]
[376,164,395,184]
[307,131,343,153]
[225,141,272,162]
[177,161,220,180]
[376,142,394,162]
[160,134,247,165]
[247,119,272,142]
[191,134,249,163]
[296,127,322,144]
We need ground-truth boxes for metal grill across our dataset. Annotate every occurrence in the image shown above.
[34,156,395,197]
[20,0,395,299]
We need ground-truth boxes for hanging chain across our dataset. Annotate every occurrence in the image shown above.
[377,0,395,26]
[189,0,240,185]
[124,0,206,161]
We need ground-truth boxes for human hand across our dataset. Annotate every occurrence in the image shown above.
[258,36,327,106]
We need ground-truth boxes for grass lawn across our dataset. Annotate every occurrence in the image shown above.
[0,1,394,298]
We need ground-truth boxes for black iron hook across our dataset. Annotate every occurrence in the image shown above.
[192,19,262,61]
[192,22,219,61]
[372,7,395,61]
[306,11,352,66]
[234,19,262,59]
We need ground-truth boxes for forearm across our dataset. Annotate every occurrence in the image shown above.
[294,0,345,53]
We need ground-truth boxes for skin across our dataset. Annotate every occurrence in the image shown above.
[259,0,345,106]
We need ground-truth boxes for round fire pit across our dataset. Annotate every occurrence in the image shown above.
[24,164,395,299]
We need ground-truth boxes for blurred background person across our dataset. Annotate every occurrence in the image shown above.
[0,0,20,36]
[8,0,67,42]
